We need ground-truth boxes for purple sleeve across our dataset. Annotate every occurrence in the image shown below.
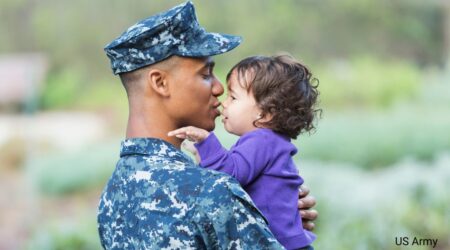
[195,132,270,186]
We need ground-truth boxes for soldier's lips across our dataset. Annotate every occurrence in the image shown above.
[211,102,221,117]
[211,108,221,117]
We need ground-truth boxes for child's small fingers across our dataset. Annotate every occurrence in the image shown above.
[185,131,200,140]
[186,135,196,142]
[175,134,187,139]
[168,130,181,136]
[168,127,188,136]
[190,131,199,138]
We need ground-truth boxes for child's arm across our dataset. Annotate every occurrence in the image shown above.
[169,127,270,186]
[194,132,269,186]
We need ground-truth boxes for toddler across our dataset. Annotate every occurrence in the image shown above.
[169,54,320,250]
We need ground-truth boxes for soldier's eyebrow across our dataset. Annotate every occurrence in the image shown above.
[205,60,215,71]
[198,58,215,73]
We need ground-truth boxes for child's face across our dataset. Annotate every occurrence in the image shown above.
[221,70,262,136]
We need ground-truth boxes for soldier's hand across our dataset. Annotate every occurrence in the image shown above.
[298,184,318,231]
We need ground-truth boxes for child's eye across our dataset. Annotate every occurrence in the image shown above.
[231,96,236,100]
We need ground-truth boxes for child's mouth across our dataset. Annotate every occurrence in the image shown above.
[221,115,228,123]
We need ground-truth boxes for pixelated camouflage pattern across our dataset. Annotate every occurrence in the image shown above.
[104,1,241,75]
[97,138,284,249]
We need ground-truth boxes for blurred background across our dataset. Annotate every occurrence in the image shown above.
[1,0,449,249]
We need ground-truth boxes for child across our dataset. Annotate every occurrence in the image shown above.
[168,54,320,250]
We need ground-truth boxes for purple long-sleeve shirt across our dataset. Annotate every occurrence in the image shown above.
[195,128,316,249]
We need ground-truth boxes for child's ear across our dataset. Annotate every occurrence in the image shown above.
[253,113,269,128]
[146,69,170,97]
[258,112,273,124]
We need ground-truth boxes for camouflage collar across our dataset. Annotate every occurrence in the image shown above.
[120,137,193,164]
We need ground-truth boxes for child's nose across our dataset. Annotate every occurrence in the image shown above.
[222,98,229,108]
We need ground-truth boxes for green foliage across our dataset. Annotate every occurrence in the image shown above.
[28,141,117,195]
[296,106,450,169]
[1,0,444,111]
[316,55,421,110]
[0,0,445,82]
[296,79,450,168]
[39,69,127,111]
[40,69,84,109]
[301,154,450,250]
[74,78,127,114]
[417,70,450,107]
[26,213,101,250]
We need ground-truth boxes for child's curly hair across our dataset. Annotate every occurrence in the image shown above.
[226,54,320,139]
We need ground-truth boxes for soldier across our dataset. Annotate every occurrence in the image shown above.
[98,1,317,249]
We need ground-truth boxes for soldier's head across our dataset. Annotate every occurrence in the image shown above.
[104,1,241,131]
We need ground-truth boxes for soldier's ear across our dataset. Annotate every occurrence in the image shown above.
[146,69,170,97]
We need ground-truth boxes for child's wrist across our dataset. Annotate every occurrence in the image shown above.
[195,130,209,142]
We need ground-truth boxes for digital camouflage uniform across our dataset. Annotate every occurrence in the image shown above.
[98,138,284,249]
[99,1,285,249]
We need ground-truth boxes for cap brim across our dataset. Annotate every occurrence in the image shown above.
[175,31,242,58]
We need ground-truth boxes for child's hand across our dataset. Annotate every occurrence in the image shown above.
[168,126,210,143]
[182,140,201,163]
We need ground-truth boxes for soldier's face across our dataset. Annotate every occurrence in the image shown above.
[167,56,224,131]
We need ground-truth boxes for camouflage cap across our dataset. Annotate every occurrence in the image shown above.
[104,1,242,75]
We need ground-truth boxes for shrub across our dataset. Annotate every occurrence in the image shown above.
[299,154,450,250]
[295,105,450,169]
[26,212,101,250]
[316,55,421,110]
[28,141,118,195]
[40,68,84,110]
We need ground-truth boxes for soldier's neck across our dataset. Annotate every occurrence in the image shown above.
[126,112,183,149]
